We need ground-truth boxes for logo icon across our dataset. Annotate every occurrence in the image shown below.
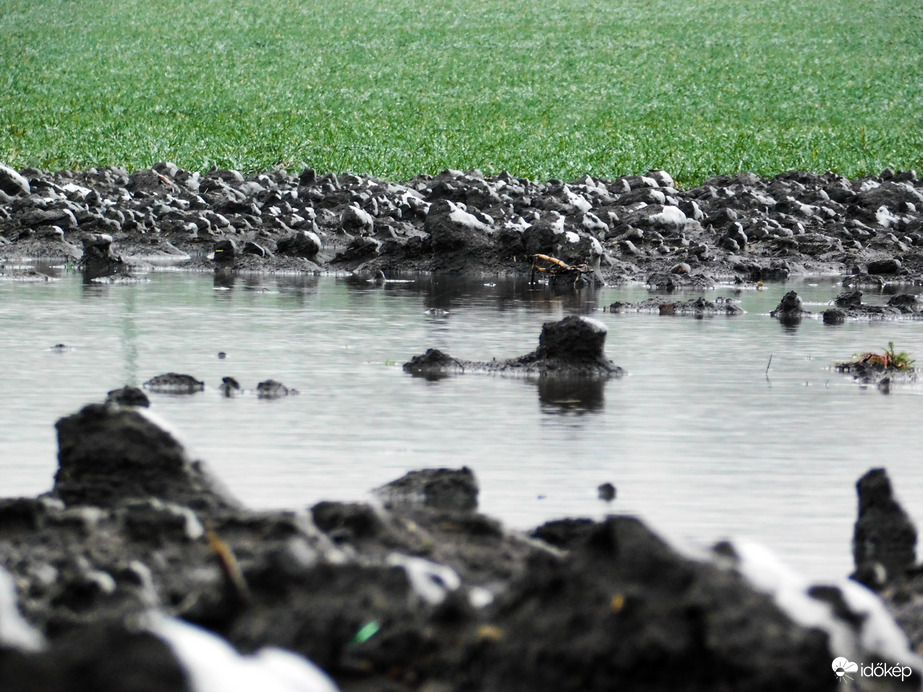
[832,657,859,683]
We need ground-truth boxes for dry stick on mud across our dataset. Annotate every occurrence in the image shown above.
[207,527,251,606]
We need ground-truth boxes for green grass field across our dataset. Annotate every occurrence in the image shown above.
[1,0,921,185]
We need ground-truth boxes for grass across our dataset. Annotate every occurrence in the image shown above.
[850,342,916,371]
[1,0,921,185]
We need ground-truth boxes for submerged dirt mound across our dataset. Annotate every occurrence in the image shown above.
[2,164,923,284]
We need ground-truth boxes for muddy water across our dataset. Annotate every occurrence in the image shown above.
[3,269,923,581]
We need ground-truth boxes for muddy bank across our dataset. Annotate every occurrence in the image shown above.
[2,397,923,690]
[2,163,923,285]
[6,162,923,690]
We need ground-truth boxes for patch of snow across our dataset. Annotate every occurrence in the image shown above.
[647,170,675,187]
[148,612,340,692]
[474,211,494,226]
[717,540,923,672]
[386,553,460,605]
[399,191,430,215]
[468,586,494,609]
[447,202,489,232]
[61,183,93,199]
[645,189,667,205]
[85,569,117,595]
[575,175,606,195]
[578,316,608,334]
[504,216,530,233]
[547,211,566,236]
[649,205,687,230]
[581,212,608,234]
[876,206,897,228]
[588,237,604,256]
[561,185,592,213]
[0,566,45,652]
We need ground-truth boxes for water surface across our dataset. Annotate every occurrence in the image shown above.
[3,269,922,582]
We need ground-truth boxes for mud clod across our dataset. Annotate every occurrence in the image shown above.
[404,315,623,379]
[53,403,240,512]
[852,468,917,589]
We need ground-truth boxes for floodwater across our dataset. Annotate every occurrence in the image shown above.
[3,268,923,582]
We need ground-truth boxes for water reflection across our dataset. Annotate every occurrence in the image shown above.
[120,289,139,386]
[206,272,612,316]
[214,269,235,290]
[343,272,421,292]
[340,273,608,315]
[408,369,608,411]
[778,315,803,332]
[536,378,606,414]
[213,271,320,305]
[79,280,118,298]
[32,261,63,279]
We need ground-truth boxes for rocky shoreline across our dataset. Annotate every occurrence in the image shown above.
[1,163,923,288]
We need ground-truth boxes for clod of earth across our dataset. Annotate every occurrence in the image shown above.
[770,290,810,325]
[255,379,298,399]
[52,403,241,511]
[104,386,150,408]
[851,468,917,590]
[143,373,205,395]
[606,295,743,316]
[403,315,624,379]
[824,290,923,323]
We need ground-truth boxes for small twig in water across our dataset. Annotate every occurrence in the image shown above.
[765,354,773,377]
